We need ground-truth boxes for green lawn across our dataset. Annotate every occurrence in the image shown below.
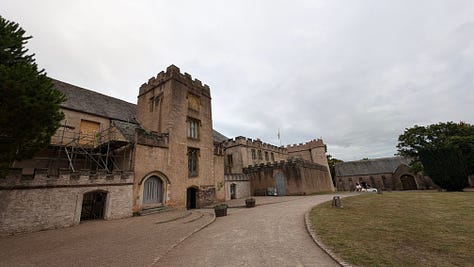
[309,192,474,267]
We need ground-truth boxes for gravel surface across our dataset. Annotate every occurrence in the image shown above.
[156,195,346,267]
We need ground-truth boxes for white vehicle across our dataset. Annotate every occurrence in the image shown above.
[361,187,378,193]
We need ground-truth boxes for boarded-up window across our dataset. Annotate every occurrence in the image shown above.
[79,120,100,145]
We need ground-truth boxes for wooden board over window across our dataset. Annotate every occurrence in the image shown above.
[79,119,100,145]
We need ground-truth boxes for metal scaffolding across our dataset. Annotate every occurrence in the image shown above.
[44,123,132,174]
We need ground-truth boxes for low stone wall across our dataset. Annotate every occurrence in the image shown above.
[244,159,334,195]
[0,168,133,235]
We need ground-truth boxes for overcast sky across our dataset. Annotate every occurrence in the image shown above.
[3,1,474,161]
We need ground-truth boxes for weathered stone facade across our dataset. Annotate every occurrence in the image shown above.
[223,137,288,174]
[221,137,333,199]
[3,65,225,234]
[335,157,435,191]
[287,139,330,173]
[0,169,133,235]
[224,174,251,200]
[244,159,334,195]
[2,64,333,235]
[134,65,224,210]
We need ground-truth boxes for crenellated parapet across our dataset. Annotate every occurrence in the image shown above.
[139,65,211,98]
[0,168,134,190]
[224,174,250,181]
[223,136,287,154]
[286,139,325,152]
[243,158,327,173]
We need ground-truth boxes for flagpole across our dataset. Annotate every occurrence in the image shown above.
[277,128,281,146]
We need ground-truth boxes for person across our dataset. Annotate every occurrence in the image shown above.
[355,182,362,192]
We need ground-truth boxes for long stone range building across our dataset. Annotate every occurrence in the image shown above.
[0,65,334,235]
[335,157,435,191]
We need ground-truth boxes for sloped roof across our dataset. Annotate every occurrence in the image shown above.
[335,157,411,177]
[52,78,227,143]
[53,79,137,123]
[213,130,229,143]
[112,120,141,142]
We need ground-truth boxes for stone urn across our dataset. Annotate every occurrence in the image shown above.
[214,204,228,217]
[245,198,256,208]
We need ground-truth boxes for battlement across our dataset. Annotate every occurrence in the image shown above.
[139,65,211,97]
[224,174,250,181]
[243,158,327,173]
[222,136,287,154]
[286,139,325,152]
[0,168,134,190]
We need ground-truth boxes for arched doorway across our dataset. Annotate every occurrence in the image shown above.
[186,187,197,209]
[274,172,286,196]
[81,190,107,221]
[400,175,417,190]
[230,183,236,199]
[142,176,164,206]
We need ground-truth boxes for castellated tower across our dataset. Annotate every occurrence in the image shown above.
[287,139,331,178]
[134,65,220,210]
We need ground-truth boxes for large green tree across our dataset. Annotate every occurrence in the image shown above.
[0,15,65,177]
[397,122,474,191]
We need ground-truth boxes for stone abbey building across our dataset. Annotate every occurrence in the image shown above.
[0,65,334,235]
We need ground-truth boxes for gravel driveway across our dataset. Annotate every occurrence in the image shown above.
[156,195,345,267]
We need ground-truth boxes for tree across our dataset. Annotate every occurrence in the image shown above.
[327,154,343,186]
[397,122,474,191]
[0,16,65,177]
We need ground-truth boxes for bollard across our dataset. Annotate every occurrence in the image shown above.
[332,196,342,208]
[377,187,383,194]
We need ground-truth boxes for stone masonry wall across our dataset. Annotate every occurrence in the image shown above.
[286,139,331,178]
[244,159,334,195]
[223,136,288,174]
[0,169,133,235]
[134,65,218,210]
[213,154,225,202]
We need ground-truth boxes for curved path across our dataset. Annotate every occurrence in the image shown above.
[156,195,347,267]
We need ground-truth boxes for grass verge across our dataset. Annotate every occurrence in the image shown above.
[309,192,474,267]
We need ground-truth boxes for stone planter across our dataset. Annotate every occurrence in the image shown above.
[214,204,228,217]
[245,198,256,208]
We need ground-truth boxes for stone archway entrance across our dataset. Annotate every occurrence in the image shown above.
[81,190,107,221]
[186,187,198,209]
[142,176,164,206]
[400,175,417,190]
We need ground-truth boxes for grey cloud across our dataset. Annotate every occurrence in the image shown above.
[3,0,474,161]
